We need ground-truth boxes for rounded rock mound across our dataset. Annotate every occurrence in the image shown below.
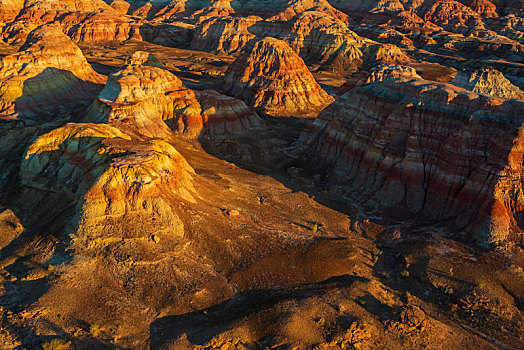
[222,37,334,117]
[0,25,105,123]
[88,51,263,138]
[21,122,196,246]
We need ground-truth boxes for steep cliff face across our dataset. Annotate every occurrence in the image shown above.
[191,16,261,54]
[295,78,524,244]
[451,67,524,99]
[87,51,262,138]
[283,11,367,71]
[20,122,196,251]
[0,25,105,123]
[65,11,142,43]
[222,37,334,117]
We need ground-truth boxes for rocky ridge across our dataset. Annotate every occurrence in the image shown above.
[451,67,524,99]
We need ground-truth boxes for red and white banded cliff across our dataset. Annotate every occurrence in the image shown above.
[295,78,524,245]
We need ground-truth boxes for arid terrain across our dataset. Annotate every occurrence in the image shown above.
[0,1,524,349]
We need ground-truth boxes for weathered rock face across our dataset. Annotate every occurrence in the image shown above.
[145,0,234,22]
[86,52,203,138]
[87,51,262,138]
[0,0,142,44]
[267,0,350,23]
[109,0,131,14]
[451,67,524,99]
[0,25,105,123]
[20,122,196,247]
[283,11,366,71]
[295,78,524,244]
[417,0,485,32]
[66,11,142,43]
[191,15,261,54]
[222,37,334,117]
[0,0,25,22]
[337,64,422,94]
[194,89,264,138]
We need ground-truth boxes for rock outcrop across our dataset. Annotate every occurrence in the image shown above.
[86,52,203,138]
[191,16,261,54]
[282,11,367,71]
[20,122,196,246]
[0,0,25,22]
[222,37,334,117]
[0,25,105,123]
[66,11,142,43]
[267,0,350,23]
[295,78,524,245]
[451,67,524,99]
[87,51,262,138]
[0,0,142,44]
[338,65,422,94]
[194,89,264,138]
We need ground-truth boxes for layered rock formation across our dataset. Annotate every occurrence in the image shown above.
[194,89,263,137]
[295,78,524,244]
[191,15,261,54]
[20,122,196,247]
[86,52,204,138]
[222,37,334,117]
[0,0,25,22]
[337,64,422,94]
[0,25,105,123]
[451,67,524,99]
[87,51,262,138]
[267,0,350,23]
[0,0,142,44]
[282,11,367,71]
[190,10,409,73]
[66,11,142,43]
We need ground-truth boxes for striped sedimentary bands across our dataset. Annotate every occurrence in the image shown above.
[337,64,422,94]
[191,15,261,54]
[222,37,334,117]
[20,122,196,248]
[0,25,105,123]
[295,78,524,244]
[86,51,262,138]
[451,67,524,99]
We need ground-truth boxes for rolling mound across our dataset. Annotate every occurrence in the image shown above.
[222,37,334,117]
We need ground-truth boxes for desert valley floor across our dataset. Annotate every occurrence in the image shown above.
[0,0,524,349]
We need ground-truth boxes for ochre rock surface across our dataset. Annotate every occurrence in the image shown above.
[0,0,25,22]
[267,0,350,23]
[338,64,422,94]
[66,11,142,43]
[222,37,334,117]
[87,51,262,138]
[86,52,203,138]
[20,122,196,247]
[191,16,261,54]
[295,78,524,244]
[282,11,367,71]
[451,67,524,99]
[0,25,105,122]
[0,0,142,44]
[194,89,264,138]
